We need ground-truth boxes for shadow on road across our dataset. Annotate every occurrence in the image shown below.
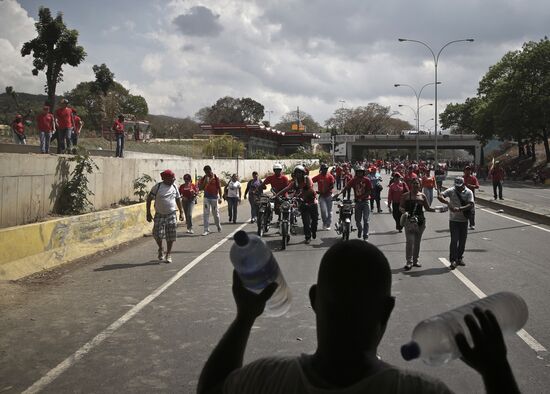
[94,261,161,271]
[404,267,450,277]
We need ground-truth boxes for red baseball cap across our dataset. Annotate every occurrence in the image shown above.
[160,169,175,179]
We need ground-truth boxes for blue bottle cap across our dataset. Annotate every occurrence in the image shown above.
[234,230,249,246]
[401,341,421,361]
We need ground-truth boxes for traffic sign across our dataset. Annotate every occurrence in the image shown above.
[335,135,355,142]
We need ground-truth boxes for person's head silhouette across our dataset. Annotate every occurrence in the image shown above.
[309,240,395,364]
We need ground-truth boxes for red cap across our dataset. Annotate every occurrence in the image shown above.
[160,169,175,179]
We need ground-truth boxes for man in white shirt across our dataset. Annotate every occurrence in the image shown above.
[146,169,184,263]
[438,177,474,269]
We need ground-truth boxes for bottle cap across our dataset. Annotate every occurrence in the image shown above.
[234,230,249,246]
[401,341,421,361]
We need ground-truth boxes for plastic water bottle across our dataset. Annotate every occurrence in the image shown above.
[401,292,528,366]
[434,205,448,213]
[230,231,291,317]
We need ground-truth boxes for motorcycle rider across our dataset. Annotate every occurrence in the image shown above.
[276,165,319,244]
[262,163,290,226]
[334,166,373,241]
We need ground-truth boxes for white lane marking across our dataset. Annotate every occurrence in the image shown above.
[480,208,550,233]
[438,258,547,354]
[22,222,249,394]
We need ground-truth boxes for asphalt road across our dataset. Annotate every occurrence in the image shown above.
[1,198,549,393]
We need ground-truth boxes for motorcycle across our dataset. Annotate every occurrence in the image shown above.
[279,196,300,249]
[256,195,274,237]
[333,197,355,241]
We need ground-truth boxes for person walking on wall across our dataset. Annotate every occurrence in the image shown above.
[54,98,74,154]
[243,171,262,223]
[146,169,184,264]
[36,105,55,153]
[400,178,436,270]
[112,114,125,158]
[225,174,242,224]
[199,165,223,236]
[71,109,83,152]
[179,173,198,234]
[438,177,474,270]
[11,114,26,144]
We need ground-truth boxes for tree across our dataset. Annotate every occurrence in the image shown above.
[92,64,115,96]
[275,110,321,133]
[21,7,86,110]
[324,103,410,135]
[202,135,245,158]
[195,96,264,124]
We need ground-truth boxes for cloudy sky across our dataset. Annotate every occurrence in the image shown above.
[1,0,549,127]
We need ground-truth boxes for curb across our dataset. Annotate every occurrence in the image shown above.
[474,195,550,226]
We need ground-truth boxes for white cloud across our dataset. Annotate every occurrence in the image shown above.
[141,54,164,75]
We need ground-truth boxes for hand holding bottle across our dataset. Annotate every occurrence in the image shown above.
[232,270,278,321]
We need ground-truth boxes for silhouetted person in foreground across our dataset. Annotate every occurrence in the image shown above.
[198,241,520,394]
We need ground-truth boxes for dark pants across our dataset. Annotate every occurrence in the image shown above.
[249,197,258,220]
[227,197,238,223]
[57,128,72,154]
[449,220,468,262]
[115,134,125,157]
[336,176,342,190]
[300,203,319,240]
[71,132,79,147]
[391,202,402,230]
[182,199,194,229]
[355,200,370,238]
[492,181,503,199]
[370,188,381,211]
[469,205,476,227]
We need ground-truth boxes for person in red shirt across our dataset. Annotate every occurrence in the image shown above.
[489,161,505,200]
[404,166,418,190]
[276,165,318,244]
[54,98,75,154]
[179,173,199,234]
[198,165,223,235]
[420,169,437,206]
[112,114,125,158]
[71,109,83,150]
[387,172,408,232]
[312,163,335,230]
[11,114,26,145]
[36,106,55,153]
[335,164,343,190]
[463,166,480,229]
[334,166,373,240]
[262,163,290,224]
[342,169,353,200]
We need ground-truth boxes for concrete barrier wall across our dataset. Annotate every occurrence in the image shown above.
[0,153,316,229]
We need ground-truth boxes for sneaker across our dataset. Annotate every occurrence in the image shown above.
[202,230,210,236]
[469,225,475,230]
[398,229,403,233]
[413,261,422,267]
[378,209,383,213]
[305,238,311,244]
[157,248,164,260]
[217,225,222,232]
[189,229,194,234]
[312,232,317,239]
[363,235,369,241]
[165,254,172,263]
[449,261,457,270]
[404,262,413,271]
[357,228,362,238]
[457,258,466,266]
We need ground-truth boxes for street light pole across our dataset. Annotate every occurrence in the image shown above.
[398,103,433,161]
[395,81,439,161]
[398,38,474,164]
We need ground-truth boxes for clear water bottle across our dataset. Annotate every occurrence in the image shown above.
[401,292,528,366]
[434,205,448,213]
[230,231,291,317]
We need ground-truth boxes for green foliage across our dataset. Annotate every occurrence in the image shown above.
[147,114,201,138]
[195,96,265,124]
[65,81,148,133]
[202,135,245,158]
[21,7,86,109]
[92,63,115,96]
[275,110,321,133]
[133,174,154,202]
[57,148,99,215]
[324,104,410,135]
[289,148,331,162]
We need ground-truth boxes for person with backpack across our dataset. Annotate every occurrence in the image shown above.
[437,177,474,270]
[146,169,184,263]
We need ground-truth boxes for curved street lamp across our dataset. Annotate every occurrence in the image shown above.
[398,38,474,163]
[398,101,433,161]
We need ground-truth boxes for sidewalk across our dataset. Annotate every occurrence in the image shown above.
[443,173,550,226]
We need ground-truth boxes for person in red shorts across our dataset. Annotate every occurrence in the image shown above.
[36,106,55,153]
[54,98,74,154]
[179,173,199,233]
[463,165,480,229]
